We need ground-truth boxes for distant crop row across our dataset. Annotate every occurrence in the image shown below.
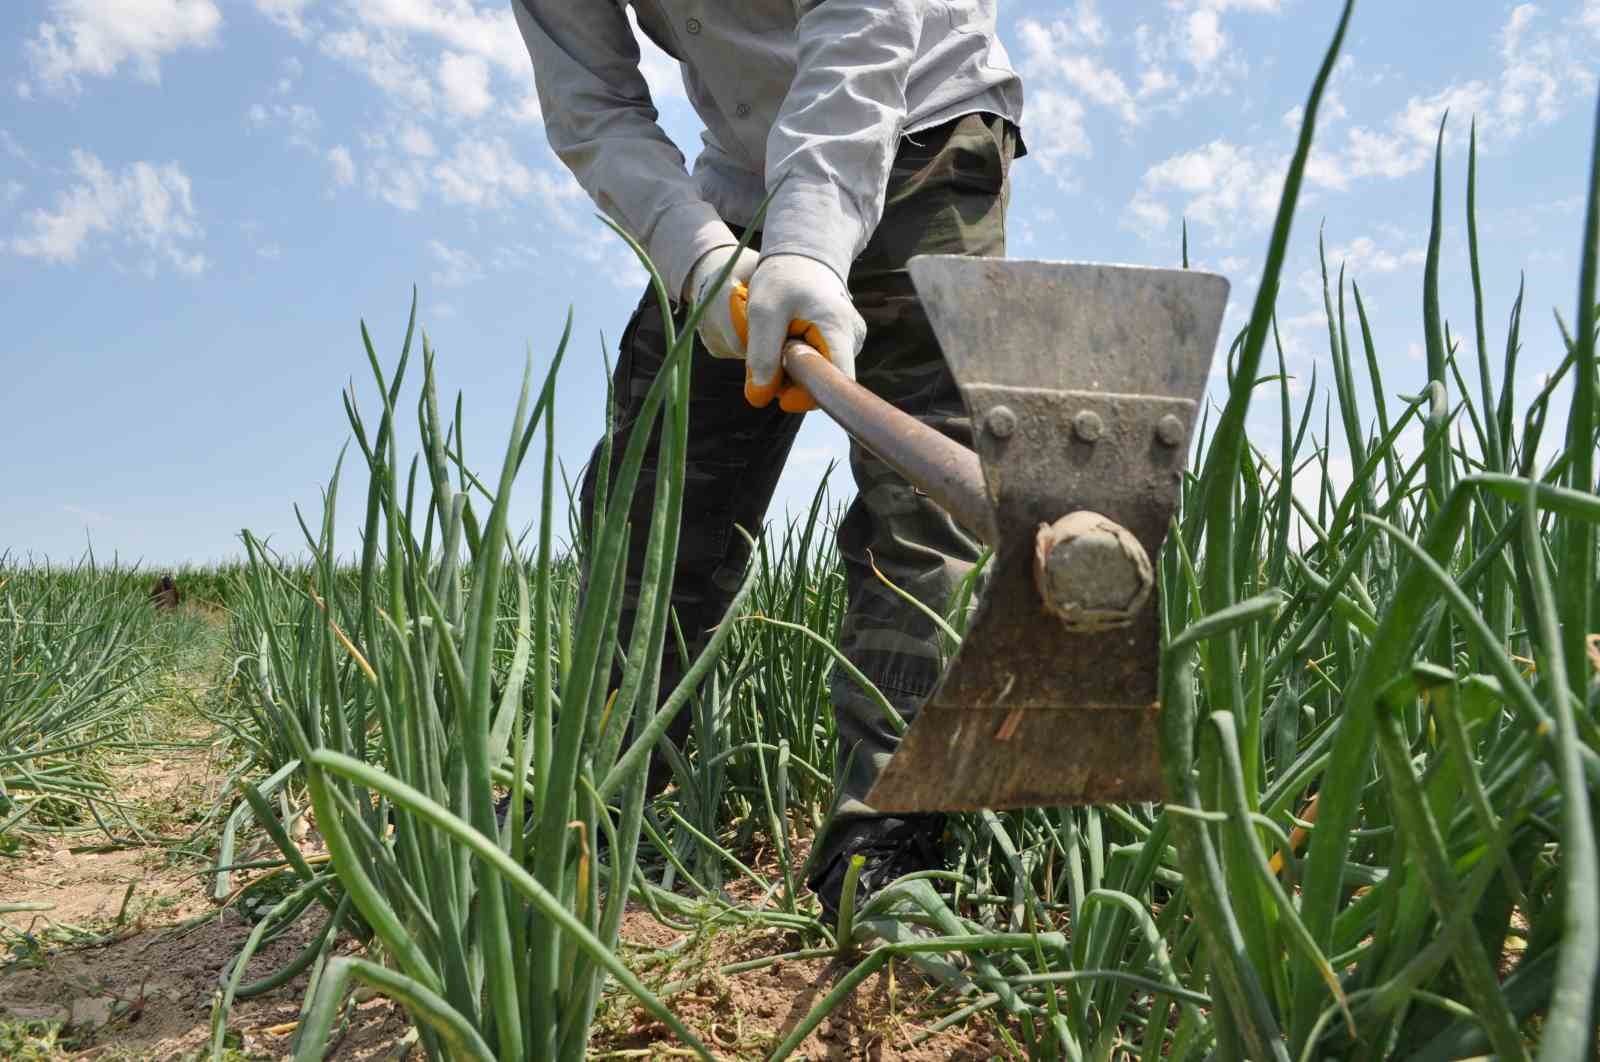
[0,560,181,854]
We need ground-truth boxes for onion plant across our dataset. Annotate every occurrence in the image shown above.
[226,221,764,1058]
[0,555,159,847]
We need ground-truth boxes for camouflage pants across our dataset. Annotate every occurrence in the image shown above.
[579,112,1015,838]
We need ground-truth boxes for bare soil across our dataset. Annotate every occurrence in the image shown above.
[593,912,1004,1060]
[0,623,412,1060]
[1,617,1003,1060]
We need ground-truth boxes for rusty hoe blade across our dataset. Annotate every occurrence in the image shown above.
[864,257,1230,812]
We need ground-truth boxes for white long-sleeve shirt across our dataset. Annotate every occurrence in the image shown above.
[510,1,1024,296]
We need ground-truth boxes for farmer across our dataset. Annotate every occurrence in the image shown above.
[512,2,1024,923]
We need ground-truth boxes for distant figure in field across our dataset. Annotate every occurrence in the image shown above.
[150,575,181,610]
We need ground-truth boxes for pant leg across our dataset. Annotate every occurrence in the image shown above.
[827,113,1017,826]
[578,276,802,793]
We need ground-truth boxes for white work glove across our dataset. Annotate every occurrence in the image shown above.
[683,244,761,360]
[741,253,866,412]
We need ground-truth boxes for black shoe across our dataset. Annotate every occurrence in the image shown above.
[807,814,946,927]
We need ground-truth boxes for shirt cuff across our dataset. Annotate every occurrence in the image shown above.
[647,199,738,301]
[758,178,866,286]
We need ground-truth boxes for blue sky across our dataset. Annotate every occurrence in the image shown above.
[2,0,1596,566]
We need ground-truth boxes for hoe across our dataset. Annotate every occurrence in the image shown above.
[773,256,1229,813]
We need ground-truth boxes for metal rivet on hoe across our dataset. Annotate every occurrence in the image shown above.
[1156,414,1186,447]
[1072,409,1103,443]
[985,405,1017,438]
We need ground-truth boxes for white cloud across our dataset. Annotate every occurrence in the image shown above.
[1324,236,1425,277]
[532,169,589,226]
[1062,54,1140,122]
[1021,89,1091,177]
[1132,0,1281,98]
[400,124,437,157]
[249,101,321,148]
[1,130,38,167]
[1071,0,1110,47]
[1324,81,1492,186]
[1124,195,1171,238]
[594,243,648,290]
[1255,307,1324,373]
[352,0,527,76]
[1200,0,1280,13]
[320,28,433,109]
[1022,0,1285,158]
[274,0,553,136]
[276,55,303,94]
[1303,149,1352,192]
[327,145,356,189]
[1505,3,1539,48]
[1017,18,1139,125]
[480,163,646,288]
[7,149,206,274]
[1496,3,1590,130]
[1138,67,1178,97]
[507,89,542,125]
[256,0,604,247]
[25,0,222,91]
[438,51,492,118]
[1137,5,1592,245]
[1313,6,1592,189]
[1018,4,1109,54]
[62,504,111,524]
[431,136,532,208]
[255,0,314,39]
[1130,139,1286,238]
[625,7,686,103]
[373,163,425,210]
[1183,9,1226,69]
[428,239,481,286]
[315,6,540,124]
[1285,58,1352,134]
[1290,450,1353,535]
[350,134,570,214]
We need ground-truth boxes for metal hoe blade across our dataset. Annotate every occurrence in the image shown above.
[865,257,1230,813]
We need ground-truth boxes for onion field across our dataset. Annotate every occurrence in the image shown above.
[4,3,1598,1058]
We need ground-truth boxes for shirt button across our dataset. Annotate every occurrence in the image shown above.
[685,17,701,34]
[736,102,752,118]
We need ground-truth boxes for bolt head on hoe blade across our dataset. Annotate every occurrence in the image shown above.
[865,257,1230,813]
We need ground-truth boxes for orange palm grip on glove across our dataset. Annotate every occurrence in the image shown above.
[729,280,832,413]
